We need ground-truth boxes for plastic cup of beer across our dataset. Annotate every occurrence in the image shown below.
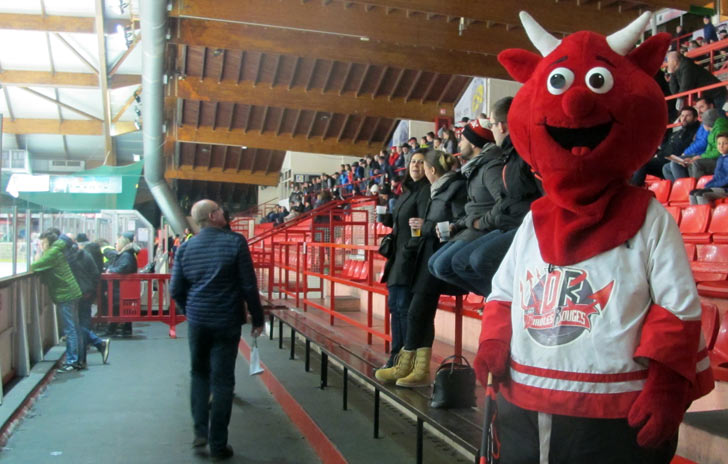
[376,205,387,214]
[411,225,421,237]
[437,221,450,242]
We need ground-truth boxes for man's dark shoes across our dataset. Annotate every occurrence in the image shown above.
[210,445,233,461]
[57,364,76,373]
[192,437,207,448]
[99,338,111,364]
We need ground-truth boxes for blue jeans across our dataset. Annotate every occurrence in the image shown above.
[188,323,242,454]
[386,285,412,362]
[663,160,688,181]
[451,229,518,297]
[427,239,477,293]
[59,300,80,365]
[78,297,104,364]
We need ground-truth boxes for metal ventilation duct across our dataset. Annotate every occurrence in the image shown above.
[140,0,189,235]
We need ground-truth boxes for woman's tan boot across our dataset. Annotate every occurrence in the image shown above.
[375,349,415,384]
[396,347,432,388]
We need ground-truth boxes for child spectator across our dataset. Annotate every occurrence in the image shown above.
[690,132,728,204]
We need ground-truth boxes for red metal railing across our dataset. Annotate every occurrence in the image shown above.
[94,273,183,338]
[249,195,485,357]
[683,37,728,76]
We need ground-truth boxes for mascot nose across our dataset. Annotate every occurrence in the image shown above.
[561,88,597,119]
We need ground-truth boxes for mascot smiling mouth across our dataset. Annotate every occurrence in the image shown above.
[545,121,612,156]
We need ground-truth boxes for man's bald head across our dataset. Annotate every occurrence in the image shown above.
[191,199,222,228]
[666,51,681,73]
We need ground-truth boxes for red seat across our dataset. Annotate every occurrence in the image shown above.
[679,205,712,243]
[708,204,728,243]
[701,302,720,351]
[644,174,661,184]
[668,177,696,206]
[696,279,728,298]
[647,179,671,204]
[665,206,681,224]
[696,175,713,189]
[684,243,696,261]
[352,261,367,281]
[342,260,354,278]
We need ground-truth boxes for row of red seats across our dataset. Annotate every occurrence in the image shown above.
[648,175,715,206]
[669,203,728,244]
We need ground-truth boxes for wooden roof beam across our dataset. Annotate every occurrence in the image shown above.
[173,0,532,55]
[165,166,279,186]
[0,13,129,34]
[337,114,351,142]
[2,118,135,135]
[337,0,657,35]
[0,70,139,88]
[176,77,450,121]
[174,19,509,80]
[177,125,377,156]
[355,64,371,98]
[307,111,318,139]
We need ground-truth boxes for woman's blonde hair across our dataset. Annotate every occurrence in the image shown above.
[424,149,456,176]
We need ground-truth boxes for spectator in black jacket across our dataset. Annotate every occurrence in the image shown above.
[632,106,701,185]
[450,98,542,297]
[375,151,430,372]
[71,235,111,366]
[171,199,264,460]
[378,150,467,387]
[666,51,727,112]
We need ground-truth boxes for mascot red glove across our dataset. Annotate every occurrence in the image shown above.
[628,361,690,447]
[474,300,512,388]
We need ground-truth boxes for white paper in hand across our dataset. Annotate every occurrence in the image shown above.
[249,338,264,376]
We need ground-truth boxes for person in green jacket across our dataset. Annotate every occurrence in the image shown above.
[31,229,83,372]
[688,108,728,178]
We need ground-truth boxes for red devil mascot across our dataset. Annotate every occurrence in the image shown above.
[473,11,714,463]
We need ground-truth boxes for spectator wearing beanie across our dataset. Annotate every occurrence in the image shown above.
[428,115,503,292]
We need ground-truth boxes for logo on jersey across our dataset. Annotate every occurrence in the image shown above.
[520,267,614,346]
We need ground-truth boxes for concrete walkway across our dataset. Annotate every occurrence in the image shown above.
[0,322,320,464]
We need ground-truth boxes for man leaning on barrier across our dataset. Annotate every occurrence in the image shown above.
[31,229,83,372]
[171,199,265,461]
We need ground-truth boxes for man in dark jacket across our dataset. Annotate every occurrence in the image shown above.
[632,106,700,185]
[666,51,727,111]
[66,235,110,366]
[451,121,542,296]
[428,114,501,293]
[171,200,264,461]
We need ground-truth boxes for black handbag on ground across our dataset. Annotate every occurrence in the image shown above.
[430,355,476,409]
[378,233,395,259]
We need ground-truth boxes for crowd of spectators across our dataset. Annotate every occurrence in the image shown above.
[674,16,727,53]
[262,122,473,226]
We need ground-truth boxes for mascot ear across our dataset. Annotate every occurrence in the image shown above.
[626,32,672,76]
[498,49,542,83]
